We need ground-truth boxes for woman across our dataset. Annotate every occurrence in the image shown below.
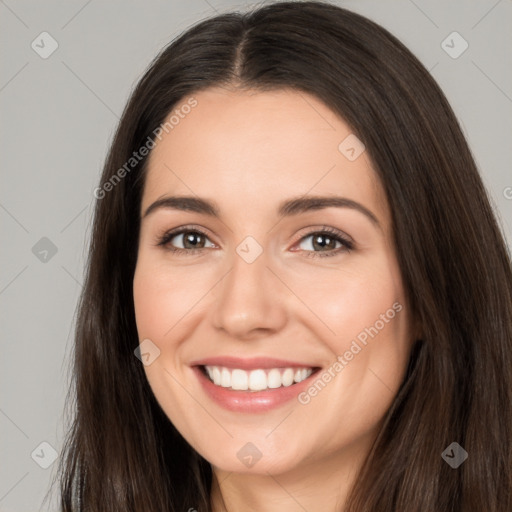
[55,1,512,510]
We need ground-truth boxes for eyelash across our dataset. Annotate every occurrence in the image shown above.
[155,225,354,258]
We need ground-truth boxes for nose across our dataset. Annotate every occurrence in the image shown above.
[211,246,288,340]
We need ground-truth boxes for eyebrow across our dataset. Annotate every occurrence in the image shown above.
[142,195,380,228]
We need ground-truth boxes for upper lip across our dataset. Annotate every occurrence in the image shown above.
[189,356,318,370]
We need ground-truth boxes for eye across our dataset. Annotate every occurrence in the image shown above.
[295,227,353,258]
[156,227,215,254]
[155,225,353,258]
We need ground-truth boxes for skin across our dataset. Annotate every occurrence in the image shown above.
[133,87,416,511]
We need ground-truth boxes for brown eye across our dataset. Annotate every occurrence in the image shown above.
[157,228,215,253]
[310,234,339,251]
[178,231,207,249]
[295,228,354,258]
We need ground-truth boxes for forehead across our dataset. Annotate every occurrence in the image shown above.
[141,87,388,226]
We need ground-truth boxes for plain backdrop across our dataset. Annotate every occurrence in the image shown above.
[1,0,511,510]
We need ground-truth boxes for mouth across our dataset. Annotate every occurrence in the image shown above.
[190,357,321,413]
[200,365,314,392]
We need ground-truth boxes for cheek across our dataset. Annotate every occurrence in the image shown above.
[132,255,206,341]
[290,256,411,417]
[132,268,169,340]
[291,297,409,457]
[132,259,205,444]
[289,257,404,347]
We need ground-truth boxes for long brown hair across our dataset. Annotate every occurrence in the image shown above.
[53,1,512,510]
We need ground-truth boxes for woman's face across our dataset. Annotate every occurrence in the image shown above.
[133,87,414,475]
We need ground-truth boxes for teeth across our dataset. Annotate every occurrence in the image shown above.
[203,365,313,391]
[267,368,281,389]
[248,369,267,391]
[231,369,248,390]
[220,368,231,388]
[282,368,294,387]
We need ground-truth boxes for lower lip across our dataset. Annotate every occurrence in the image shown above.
[192,366,317,413]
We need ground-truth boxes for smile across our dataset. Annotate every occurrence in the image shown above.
[190,357,321,413]
[202,365,314,391]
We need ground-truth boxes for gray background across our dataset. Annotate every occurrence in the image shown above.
[1,0,511,510]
